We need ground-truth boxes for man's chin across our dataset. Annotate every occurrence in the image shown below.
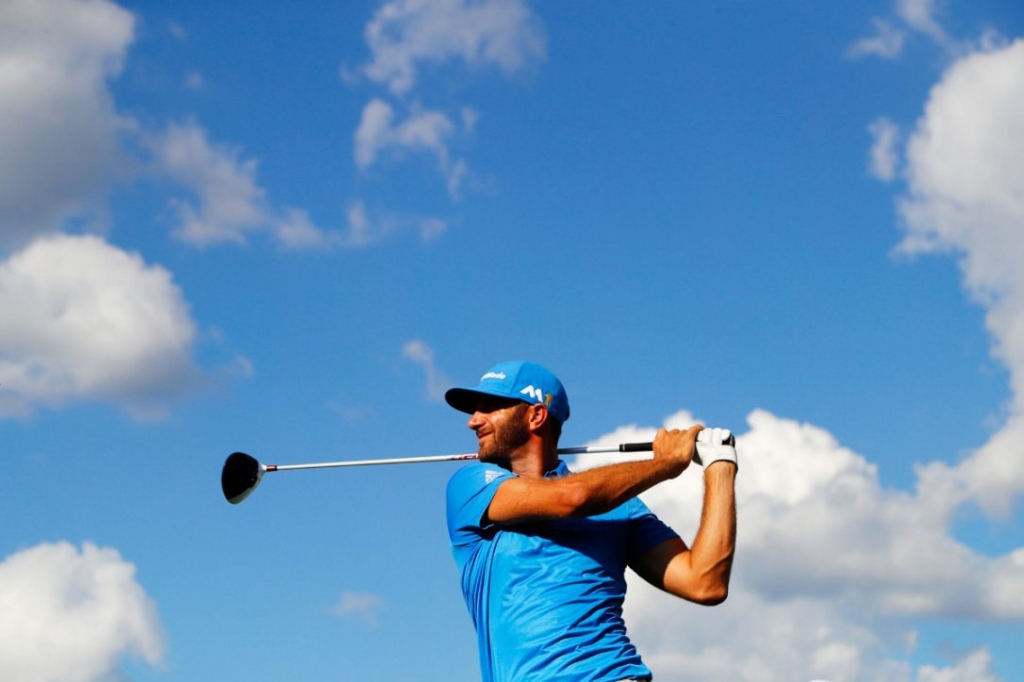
[478,449,511,467]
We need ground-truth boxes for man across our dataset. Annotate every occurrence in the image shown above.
[445,361,738,681]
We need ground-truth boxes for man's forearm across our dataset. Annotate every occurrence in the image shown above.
[487,426,700,524]
[565,457,684,517]
[685,464,737,601]
[487,456,685,524]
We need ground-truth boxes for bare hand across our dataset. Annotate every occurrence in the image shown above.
[653,424,704,478]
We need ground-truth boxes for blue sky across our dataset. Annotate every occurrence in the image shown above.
[2,0,1024,680]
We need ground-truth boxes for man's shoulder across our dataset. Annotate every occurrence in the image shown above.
[447,462,513,493]
[446,463,516,542]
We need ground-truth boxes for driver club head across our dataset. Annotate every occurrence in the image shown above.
[222,452,266,504]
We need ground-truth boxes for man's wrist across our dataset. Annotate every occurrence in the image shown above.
[651,455,686,481]
[704,460,737,480]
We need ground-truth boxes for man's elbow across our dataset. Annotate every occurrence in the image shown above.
[691,583,729,606]
[688,551,734,605]
[678,573,730,605]
[558,480,592,517]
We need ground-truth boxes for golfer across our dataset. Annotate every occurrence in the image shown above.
[445,361,738,681]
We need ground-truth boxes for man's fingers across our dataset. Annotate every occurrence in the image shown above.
[654,425,736,469]
[694,427,738,471]
[697,427,733,445]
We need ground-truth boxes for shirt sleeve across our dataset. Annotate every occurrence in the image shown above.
[446,463,514,548]
[625,496,680,563]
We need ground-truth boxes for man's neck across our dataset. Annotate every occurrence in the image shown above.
[509,440,560,478]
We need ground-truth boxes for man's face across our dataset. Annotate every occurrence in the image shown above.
[467,396,531,464]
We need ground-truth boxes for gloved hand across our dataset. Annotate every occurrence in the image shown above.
[693,427,738,470]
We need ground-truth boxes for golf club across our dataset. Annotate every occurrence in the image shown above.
[222,432,734,504]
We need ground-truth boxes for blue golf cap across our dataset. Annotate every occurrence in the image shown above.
[445,361,570,424]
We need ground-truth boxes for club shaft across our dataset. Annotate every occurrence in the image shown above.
[265,442,655,472]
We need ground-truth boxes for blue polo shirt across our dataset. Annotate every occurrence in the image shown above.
[446,461,678,682]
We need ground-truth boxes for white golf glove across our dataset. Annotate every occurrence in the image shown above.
[693,427,738,470]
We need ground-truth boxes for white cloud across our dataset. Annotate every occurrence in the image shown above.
[0,234,201,418]
[148,121,368,251]
[274,200,440,250]
[893,39,1024,514]
[1,0,442,256]
[577,408,1016,681]
[446,158,470,200]
[868,116,901,180]
[848,0,975,60]
[461,107,480,134]
[0,541,165,682]
[0,0,343,254]
[349,0,542,206]
[354,98,454,169]
[271,208,322,249]
[897,41,1024,264]
[402,339,451,400]
[848,19,907,60]
[361,0,545,96]
[357,8,1022,681]
[342,200,380,247]
[709,35,1024,680]
[354,99,471,198]
[0,0,134,250]
[420,216,448,241]
[146,121,270,247]
[331,591,384,628]
[897,0,949,47]
[274,204,402,250]
[355,99,397,169]
[916,650,998,682]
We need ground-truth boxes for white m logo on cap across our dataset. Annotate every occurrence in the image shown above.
[520,385,544,402]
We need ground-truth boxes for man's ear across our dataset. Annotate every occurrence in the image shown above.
[526,403,549,434]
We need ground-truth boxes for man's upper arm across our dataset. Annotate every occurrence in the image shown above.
[630,536,691,593]
[485,476,580,524]
[626,498,693,597]
[447,465,572,532]
[446,465,512,543]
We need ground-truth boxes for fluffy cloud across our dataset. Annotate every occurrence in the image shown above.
[402,339,452,400]
[0,234,200,418]
[350,0,543,207]
[355,99,472,198]
[848,0,960,60]
[868,116,901,181]
[848,19,907,60]
[331,591,385,628]
[149,121,396,250]
[0,541,165,682]
[582,39,1024,681]
[895,40,1024,514]
[917,651,999,682]
[0,2,274,418]
[896,0,950,47]
[0,1,354,254]
[575,408,1016,681]
[147,121,270,247]
[0,0,134,249]
[355,99,453,169]
[360,0,545,96]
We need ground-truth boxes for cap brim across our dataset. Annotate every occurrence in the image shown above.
[444,387,520,415]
